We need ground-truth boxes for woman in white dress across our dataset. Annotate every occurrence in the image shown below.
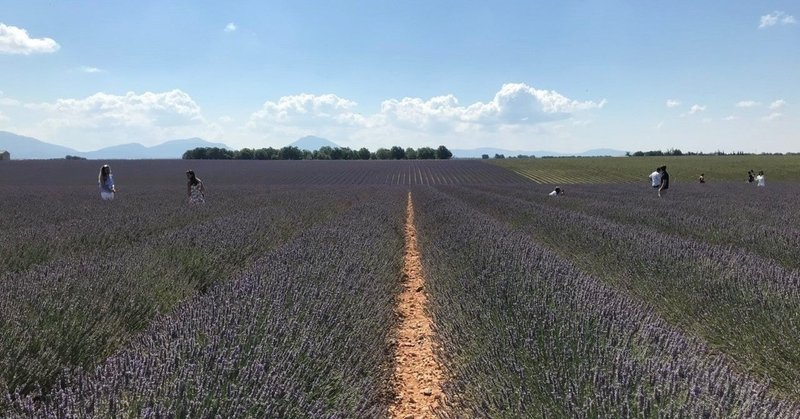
[98,164,116,200]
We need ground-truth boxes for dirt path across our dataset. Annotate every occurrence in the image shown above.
[389,192,444,419]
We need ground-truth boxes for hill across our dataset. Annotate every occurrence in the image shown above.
[0,131,230,159]
[288,136,340,150]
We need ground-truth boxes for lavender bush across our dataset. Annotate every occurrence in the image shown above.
[413,187,800,417]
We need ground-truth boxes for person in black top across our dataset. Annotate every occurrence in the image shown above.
[658,165,669,197]
[699,173,705,183]
[747,170,755,183]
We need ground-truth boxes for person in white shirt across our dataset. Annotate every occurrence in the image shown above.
[649,167,662,189]
[755,171,765,187]
[548,187,564,197]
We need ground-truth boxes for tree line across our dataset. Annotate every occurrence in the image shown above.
[182,145,453,160]
[626,149,794,157]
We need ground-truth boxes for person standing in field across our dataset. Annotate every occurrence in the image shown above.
[649,167,662,189]
[186,170,205,204]
[658,165,669,197]
[98,164,116,201]
[747,170,755,183]
[755,170,765,187]
[699,173,705,183]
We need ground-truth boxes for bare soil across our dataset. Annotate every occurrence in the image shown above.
[388,192,444,419]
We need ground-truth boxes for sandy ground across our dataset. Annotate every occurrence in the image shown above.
[388,192,444,419]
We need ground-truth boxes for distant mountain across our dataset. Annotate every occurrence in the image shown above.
[0,131,230,159]
[83,138,230,159]
[452,147,627,158]
[288,136,339,150]
[0,131,80,159]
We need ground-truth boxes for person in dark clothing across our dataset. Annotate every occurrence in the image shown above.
[747,170,755,183]
[658,165,669,197]
[699,173,705,183]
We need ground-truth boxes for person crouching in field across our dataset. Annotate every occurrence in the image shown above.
[186,170,205,204]
[98,164,116,201]
[658,166,669,197]
[699,173,705,183]
[649,167,662,189]
[548,186,564,197]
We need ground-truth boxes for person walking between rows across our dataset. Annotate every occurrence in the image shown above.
[186,170,205,204]
[658,165,669,197]
[755,170,765,187]
[98,164,116,201]
[649,167,662,189]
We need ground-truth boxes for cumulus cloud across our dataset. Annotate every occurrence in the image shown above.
[243,83,604,149]
[248,93,365,129]
[666,99,681,108]
[759,11,796,28]
[23,90,213,149]
[736,100,761,107]
[689,104,706,114]
[380,83,605,130]
[33,90,204,128]
[224,23,237,32]
[0,23,60,54]
[762,112,783,121]
[770,99,786,109]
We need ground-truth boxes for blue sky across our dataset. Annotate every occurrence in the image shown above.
[1,1,797,152]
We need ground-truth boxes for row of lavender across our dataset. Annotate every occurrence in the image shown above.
[483,182,800,271]
[443,183,800,396]
[0,159,529,189]
[8,188,407,417]
[413,187,800,417]
[0,186,357,411]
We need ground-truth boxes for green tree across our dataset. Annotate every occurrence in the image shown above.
[436,145,453,159]
[390,146,406,159]
[357,147,371,160]
[416,147,436,159]
[375,148,392,160]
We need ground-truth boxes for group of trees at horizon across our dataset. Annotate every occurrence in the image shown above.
[626,149,794,157]
[182,145,453,160]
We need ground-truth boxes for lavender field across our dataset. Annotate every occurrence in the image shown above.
[1,159,798,417]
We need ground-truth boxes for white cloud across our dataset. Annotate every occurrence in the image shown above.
[79,66,105,73]
[379,83,605,130]
[242,83,604,150]
[666,99,681,108]
[689,104,706,114]
[224,23,237,33]
[0,110,8,121]
[0,23,60,54]
[248,93,365,129]
[723,115,736,121]
[770,99,786,109]
[762,112,783,121]
[759,11,796,28]
[25,90,211,149]
[736,100,761,108]
[0,91,20,106]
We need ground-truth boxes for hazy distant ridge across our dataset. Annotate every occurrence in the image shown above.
[0,131,230,159]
